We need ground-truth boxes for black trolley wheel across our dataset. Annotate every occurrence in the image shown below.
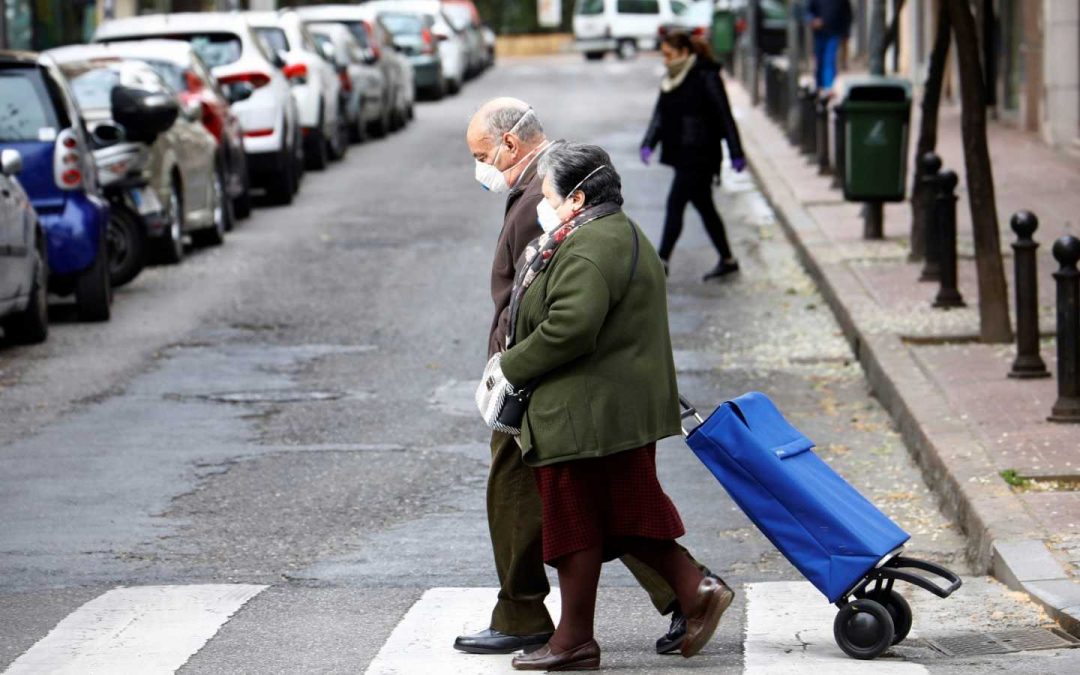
[864,588,912,645]
[833,599,895,660]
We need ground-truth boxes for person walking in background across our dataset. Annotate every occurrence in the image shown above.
[641,32,746,282]
[489,142,732,670]
[807,0,854,92]
[461,100,717,659]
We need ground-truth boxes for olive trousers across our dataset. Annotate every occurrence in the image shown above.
[487,430,701,635]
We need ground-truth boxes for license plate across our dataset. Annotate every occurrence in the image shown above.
[132,186,163,216]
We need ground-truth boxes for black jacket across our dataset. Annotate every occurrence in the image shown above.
[642,58,745,175]
[807,0,854,38]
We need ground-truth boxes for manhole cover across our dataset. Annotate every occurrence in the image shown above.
[202,390,346,404]
[925,628,1080,657]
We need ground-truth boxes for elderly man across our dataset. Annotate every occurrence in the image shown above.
[458,98,712,656]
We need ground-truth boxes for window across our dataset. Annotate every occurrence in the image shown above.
[254,27,290,56]
[576,0,605,17]
[379,13,424,37]
[0,68,59,142]
[342,21,372,49]
[672,0,690,16]
[63,67,121,112]
[617,0,661,16]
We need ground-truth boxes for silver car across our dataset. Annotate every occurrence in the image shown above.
[307,22,389,143]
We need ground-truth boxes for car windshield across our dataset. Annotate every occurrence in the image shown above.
[380,13,423,36]
[576,0,604,15]
[63,66,121,111]
[311,33,334,56]
[0,68,59,142]
[254,27,290,55]
[684,1,713,22]
[105,33,243,68]
[143,60,186,92]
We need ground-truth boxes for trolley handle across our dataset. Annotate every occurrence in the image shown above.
[879,556,963,599]
[679,394,705,438]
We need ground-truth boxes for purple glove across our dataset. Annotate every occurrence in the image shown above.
[640,146,653,165]
[732,157,747,173]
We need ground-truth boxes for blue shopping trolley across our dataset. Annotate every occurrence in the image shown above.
[680,391,961,660]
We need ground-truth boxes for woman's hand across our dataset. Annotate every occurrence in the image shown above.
[731,157,747,173]
[640,146,653,165]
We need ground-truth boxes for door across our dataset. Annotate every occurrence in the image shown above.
[0,172,24,300]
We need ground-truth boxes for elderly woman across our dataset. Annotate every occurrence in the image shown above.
[495,142,733,670]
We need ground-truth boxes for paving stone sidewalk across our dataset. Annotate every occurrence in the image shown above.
[725,78,1080,634]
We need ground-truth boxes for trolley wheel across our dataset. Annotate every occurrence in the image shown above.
[864,589,912,645]
[833,599,895,660]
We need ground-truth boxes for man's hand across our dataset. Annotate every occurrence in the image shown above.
[640,146,653,165]
[810,17,825,30]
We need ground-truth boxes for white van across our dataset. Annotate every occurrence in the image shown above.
[573,0,690,60]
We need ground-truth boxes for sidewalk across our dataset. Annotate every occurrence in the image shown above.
[727,80,1080,635]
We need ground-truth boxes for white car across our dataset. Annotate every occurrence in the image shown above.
[244,10,347,170]
[573,0,690,60]
[306,22,391,142]
[365,1,468,95]
[95,12,303,205]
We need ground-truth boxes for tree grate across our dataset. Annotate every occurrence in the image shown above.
[924,628,1080,657]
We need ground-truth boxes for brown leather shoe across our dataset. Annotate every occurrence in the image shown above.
[511,638,601,671]
[681,577,735,658]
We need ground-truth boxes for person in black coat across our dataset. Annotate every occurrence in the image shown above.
[641,31,746,280]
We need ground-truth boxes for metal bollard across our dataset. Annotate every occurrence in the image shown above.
[799,87,816,155]
[831,105,846,190]
[932,170,966,308]
[919,153,943,282]
[816,97,831,175]
[1049,235,1080,423]
[1009,212,1050,379]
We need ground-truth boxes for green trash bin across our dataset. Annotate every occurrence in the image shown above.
[711,7,736,60]
[841,77,913,202]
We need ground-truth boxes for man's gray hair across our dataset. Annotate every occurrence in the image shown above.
[538,141,624,207]
[485,105,545,142]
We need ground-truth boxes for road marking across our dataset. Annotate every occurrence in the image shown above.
[365,587,561,674]
[744,581,927,674]
[4,584,266,675]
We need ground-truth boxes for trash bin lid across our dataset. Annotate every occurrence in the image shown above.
[840,76,912,103]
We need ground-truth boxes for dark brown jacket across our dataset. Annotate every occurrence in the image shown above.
[488,159,544,357]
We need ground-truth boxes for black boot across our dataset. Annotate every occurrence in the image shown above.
[702,258,739,281]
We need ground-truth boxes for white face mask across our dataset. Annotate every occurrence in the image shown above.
[475,109,535,194]
[534,164,608,233]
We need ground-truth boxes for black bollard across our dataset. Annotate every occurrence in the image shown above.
[832,105,846,191]
[1009,212,1050,379]
[919,153,943,282]
[933,170,966,308]
[816,97,831,175]
[800,87,816,156]
[1049,235,1080,423]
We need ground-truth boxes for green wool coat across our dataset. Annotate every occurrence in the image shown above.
[499,210,682,467]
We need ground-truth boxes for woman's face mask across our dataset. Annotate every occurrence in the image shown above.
[475,109,535,194]
[535,165,607,233]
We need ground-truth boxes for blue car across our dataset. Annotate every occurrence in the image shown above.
[0,51,112,321]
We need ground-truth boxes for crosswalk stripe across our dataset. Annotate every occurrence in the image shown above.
[3,584,266,675]
[364,587,562,674]
[744,581,927,674]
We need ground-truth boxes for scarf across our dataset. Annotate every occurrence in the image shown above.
[661,54,697,93]
[505,201,622,349]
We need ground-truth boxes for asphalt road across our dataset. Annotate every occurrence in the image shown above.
[2,54,1078,674]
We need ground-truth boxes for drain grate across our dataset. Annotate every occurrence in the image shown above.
[201,390,346,404]
[925,628,1080,657]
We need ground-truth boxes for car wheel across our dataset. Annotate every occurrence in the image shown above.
[370,98,390,138]
[233,166,253,220]
[585,51,605,61]
[616,39,637,60]
[193,163,228,247]
[3,241,49,344]
[106,204,146,287]
[447,77,461,95]
[350,103,368,143]
[427,75,446,101]
[304,112,329,171]
[152,179,185,265]
[266,142,296,206]
[328,114,349,160]
[75,234,112,322]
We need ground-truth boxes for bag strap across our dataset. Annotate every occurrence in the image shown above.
[626,218,640,295]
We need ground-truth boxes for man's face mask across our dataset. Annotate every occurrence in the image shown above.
[475,109,535,194]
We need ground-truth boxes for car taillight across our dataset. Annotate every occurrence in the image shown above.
[421,27,435,54]
[218,71,271,89]
[691,26,706,38]
[202,101,225,142]
[364,22,381,61]
[54,128,83,191]
[243,128,275,138]
[338,68,352,92]
[283,62,308,84]
[658,26,667,37]
[184,70,204,93]
[735,18,747,34]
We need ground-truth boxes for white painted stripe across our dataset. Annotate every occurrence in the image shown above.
[365,587,561,674]
[744,581,927,674]
[4,584,266,675]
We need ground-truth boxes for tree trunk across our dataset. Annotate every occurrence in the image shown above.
[944,0,1012,343]
[910,0,951,261]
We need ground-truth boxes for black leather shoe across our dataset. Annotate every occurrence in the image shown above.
[702,258,740,281]
[453,628,553,655]
[655,609,687,655]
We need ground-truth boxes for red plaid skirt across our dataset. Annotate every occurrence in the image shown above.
[533,443,686,563]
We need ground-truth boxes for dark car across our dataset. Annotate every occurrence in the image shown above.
[0,148,48,344]
[0,51,112,321]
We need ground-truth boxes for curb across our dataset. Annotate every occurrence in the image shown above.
[732,84,1080,636]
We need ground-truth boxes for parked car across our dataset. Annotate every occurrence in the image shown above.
[376,10,445,100]
[440,0,487,78]
[70,39,252,224]
[365,1,467,95]
[0,148,48,343]
[733,0,787,56]
[658,0,714,41]
[95,13,304,206]
[480,22,496,68]
[49,47,226,275]
[574,0,690,60]
[244,10,347,170]
[306,22,387,142]
[295,4,415,131]
[0,51,111,321]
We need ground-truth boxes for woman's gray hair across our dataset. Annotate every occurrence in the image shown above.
[537,142,624,207]
[486,105,545,142]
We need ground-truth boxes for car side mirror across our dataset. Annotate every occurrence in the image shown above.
[319,41,336,63]
[1,148,23,176]
[90,121,126,148]
[362,48,378,65]
[270,50,288,69]
[223,81,255,104]
[110,85,179,144]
